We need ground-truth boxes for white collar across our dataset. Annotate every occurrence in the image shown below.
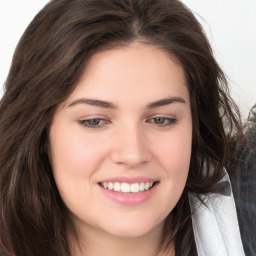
[188,169,245,256]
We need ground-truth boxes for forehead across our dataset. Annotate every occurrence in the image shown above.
[63,42,189,108]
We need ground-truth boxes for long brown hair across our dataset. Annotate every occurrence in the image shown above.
[0,0,242,255]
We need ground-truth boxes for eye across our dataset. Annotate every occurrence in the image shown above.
[148,117,177,127]
[78,118,108,129]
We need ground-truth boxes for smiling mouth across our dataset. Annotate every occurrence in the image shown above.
[99,181,158,193]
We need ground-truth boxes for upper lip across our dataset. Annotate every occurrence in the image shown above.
[98,176,158,184]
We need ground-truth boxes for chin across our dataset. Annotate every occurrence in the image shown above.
[102,217,163,239]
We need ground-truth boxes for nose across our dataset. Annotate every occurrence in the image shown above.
[110,124,151,168]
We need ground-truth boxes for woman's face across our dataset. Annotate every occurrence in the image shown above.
[49,42,192,240]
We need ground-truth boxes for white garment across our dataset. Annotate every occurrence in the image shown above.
[188,170,245,256]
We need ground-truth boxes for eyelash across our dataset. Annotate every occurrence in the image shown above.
[147,117,178,127]
[78,117,177,129]
[78,118,107,129]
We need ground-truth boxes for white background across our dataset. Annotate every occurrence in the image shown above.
[0,0,255,119]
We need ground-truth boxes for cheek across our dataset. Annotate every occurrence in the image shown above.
[153,126,192,207]
[49,126,105,210]
[157,129,192,174]
[50,126,106,177]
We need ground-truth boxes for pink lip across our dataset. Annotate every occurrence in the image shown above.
[98,180,159,206]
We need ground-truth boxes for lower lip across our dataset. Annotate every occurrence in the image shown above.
[98,183,159,206]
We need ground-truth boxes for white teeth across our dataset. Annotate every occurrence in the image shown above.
[113,182,121,191]
[130,183,140,193]
[108,182,114,190]
[101,181,154,193]
[121,183,130,193]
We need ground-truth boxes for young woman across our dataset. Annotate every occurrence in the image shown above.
[0,0,245,255]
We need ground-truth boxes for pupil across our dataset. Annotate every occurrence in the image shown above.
[88,119,100,125]
[154,117,165,124]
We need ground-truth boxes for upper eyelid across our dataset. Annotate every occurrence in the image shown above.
[146,113,177,119]
[78,114,108,120]
[78,118,110,129]
[147,117,177,123]
[78,113,177,120]
[78,117,177,125]
[79,117,109,123]
[77,116,179,132]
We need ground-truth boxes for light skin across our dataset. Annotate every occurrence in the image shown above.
[49,42,193,256]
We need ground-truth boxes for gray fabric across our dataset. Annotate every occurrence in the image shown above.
[230,104,256,256]
[248,104,256,124]
[189,170,245,256]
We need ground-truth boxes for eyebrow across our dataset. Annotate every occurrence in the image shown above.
[146,97,186,109]
[68,97,186,109]
[68,98,117,109]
